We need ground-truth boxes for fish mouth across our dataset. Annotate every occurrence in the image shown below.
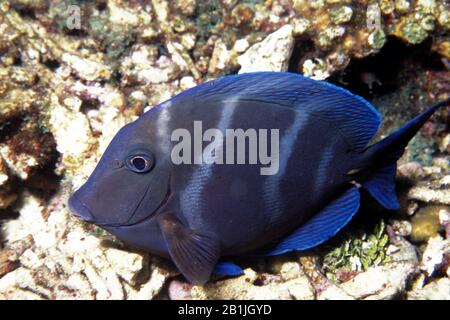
[68,184,151,227]
[69,175,172,228]
[68,180,152,227]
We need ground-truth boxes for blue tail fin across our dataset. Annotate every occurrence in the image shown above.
[363,164,399,210]
[361,98,449,210]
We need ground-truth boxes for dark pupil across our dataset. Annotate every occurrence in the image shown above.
[132,157,147,171]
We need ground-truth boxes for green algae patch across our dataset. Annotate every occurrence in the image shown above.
[322,220,391,282]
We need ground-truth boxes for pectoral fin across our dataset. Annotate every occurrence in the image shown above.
[158,213,220,285]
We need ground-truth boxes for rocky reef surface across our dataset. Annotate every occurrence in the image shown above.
[0,0,449,300]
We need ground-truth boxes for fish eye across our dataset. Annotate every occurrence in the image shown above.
[126,154,154,173]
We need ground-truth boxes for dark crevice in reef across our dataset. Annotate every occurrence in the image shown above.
[27,160,62,202]
[288,37,319,74]
[42,58,61,71]
[0,112,62,203]
[15,7,38,20]
[80,96,101,115]
[0,208,20,223]
[64,28,89,38]
[10,53,23,67]
[328,37,445,101]
[95,0,107,11]
[0,116,24,141]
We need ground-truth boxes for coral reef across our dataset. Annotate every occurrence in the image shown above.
[0,0,449,300]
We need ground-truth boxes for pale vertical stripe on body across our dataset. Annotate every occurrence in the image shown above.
[180,97,240,227]
[156,101,172,153]
[262,111,310,222]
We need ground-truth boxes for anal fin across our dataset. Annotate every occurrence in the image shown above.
[261,185,360,256]
[213,262,244,277]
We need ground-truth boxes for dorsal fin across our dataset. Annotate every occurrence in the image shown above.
[169,72,381,151]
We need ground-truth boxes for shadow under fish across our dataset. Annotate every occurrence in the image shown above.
[68,72,449,285]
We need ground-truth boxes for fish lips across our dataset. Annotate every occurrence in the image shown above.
[67,191,145,228]
[68,195,95,223]
[68,168,172,228]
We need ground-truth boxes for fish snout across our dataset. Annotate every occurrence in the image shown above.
[68,194,95,223]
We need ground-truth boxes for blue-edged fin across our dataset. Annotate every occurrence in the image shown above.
[158,212,220,285]
[168,72,381,151]
[213,262,244,277]
[360,97,450,210]
[261,186,360,256]
[363,164,399,210]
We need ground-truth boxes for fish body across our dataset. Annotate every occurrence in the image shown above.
[69,72,449,284]
[104,99,352,255]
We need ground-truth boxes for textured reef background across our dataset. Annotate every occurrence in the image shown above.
[0,0,449,300]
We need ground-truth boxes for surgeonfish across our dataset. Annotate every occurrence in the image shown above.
[68,72,449,284]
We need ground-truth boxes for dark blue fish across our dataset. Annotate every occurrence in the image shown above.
[68,72,449,284]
